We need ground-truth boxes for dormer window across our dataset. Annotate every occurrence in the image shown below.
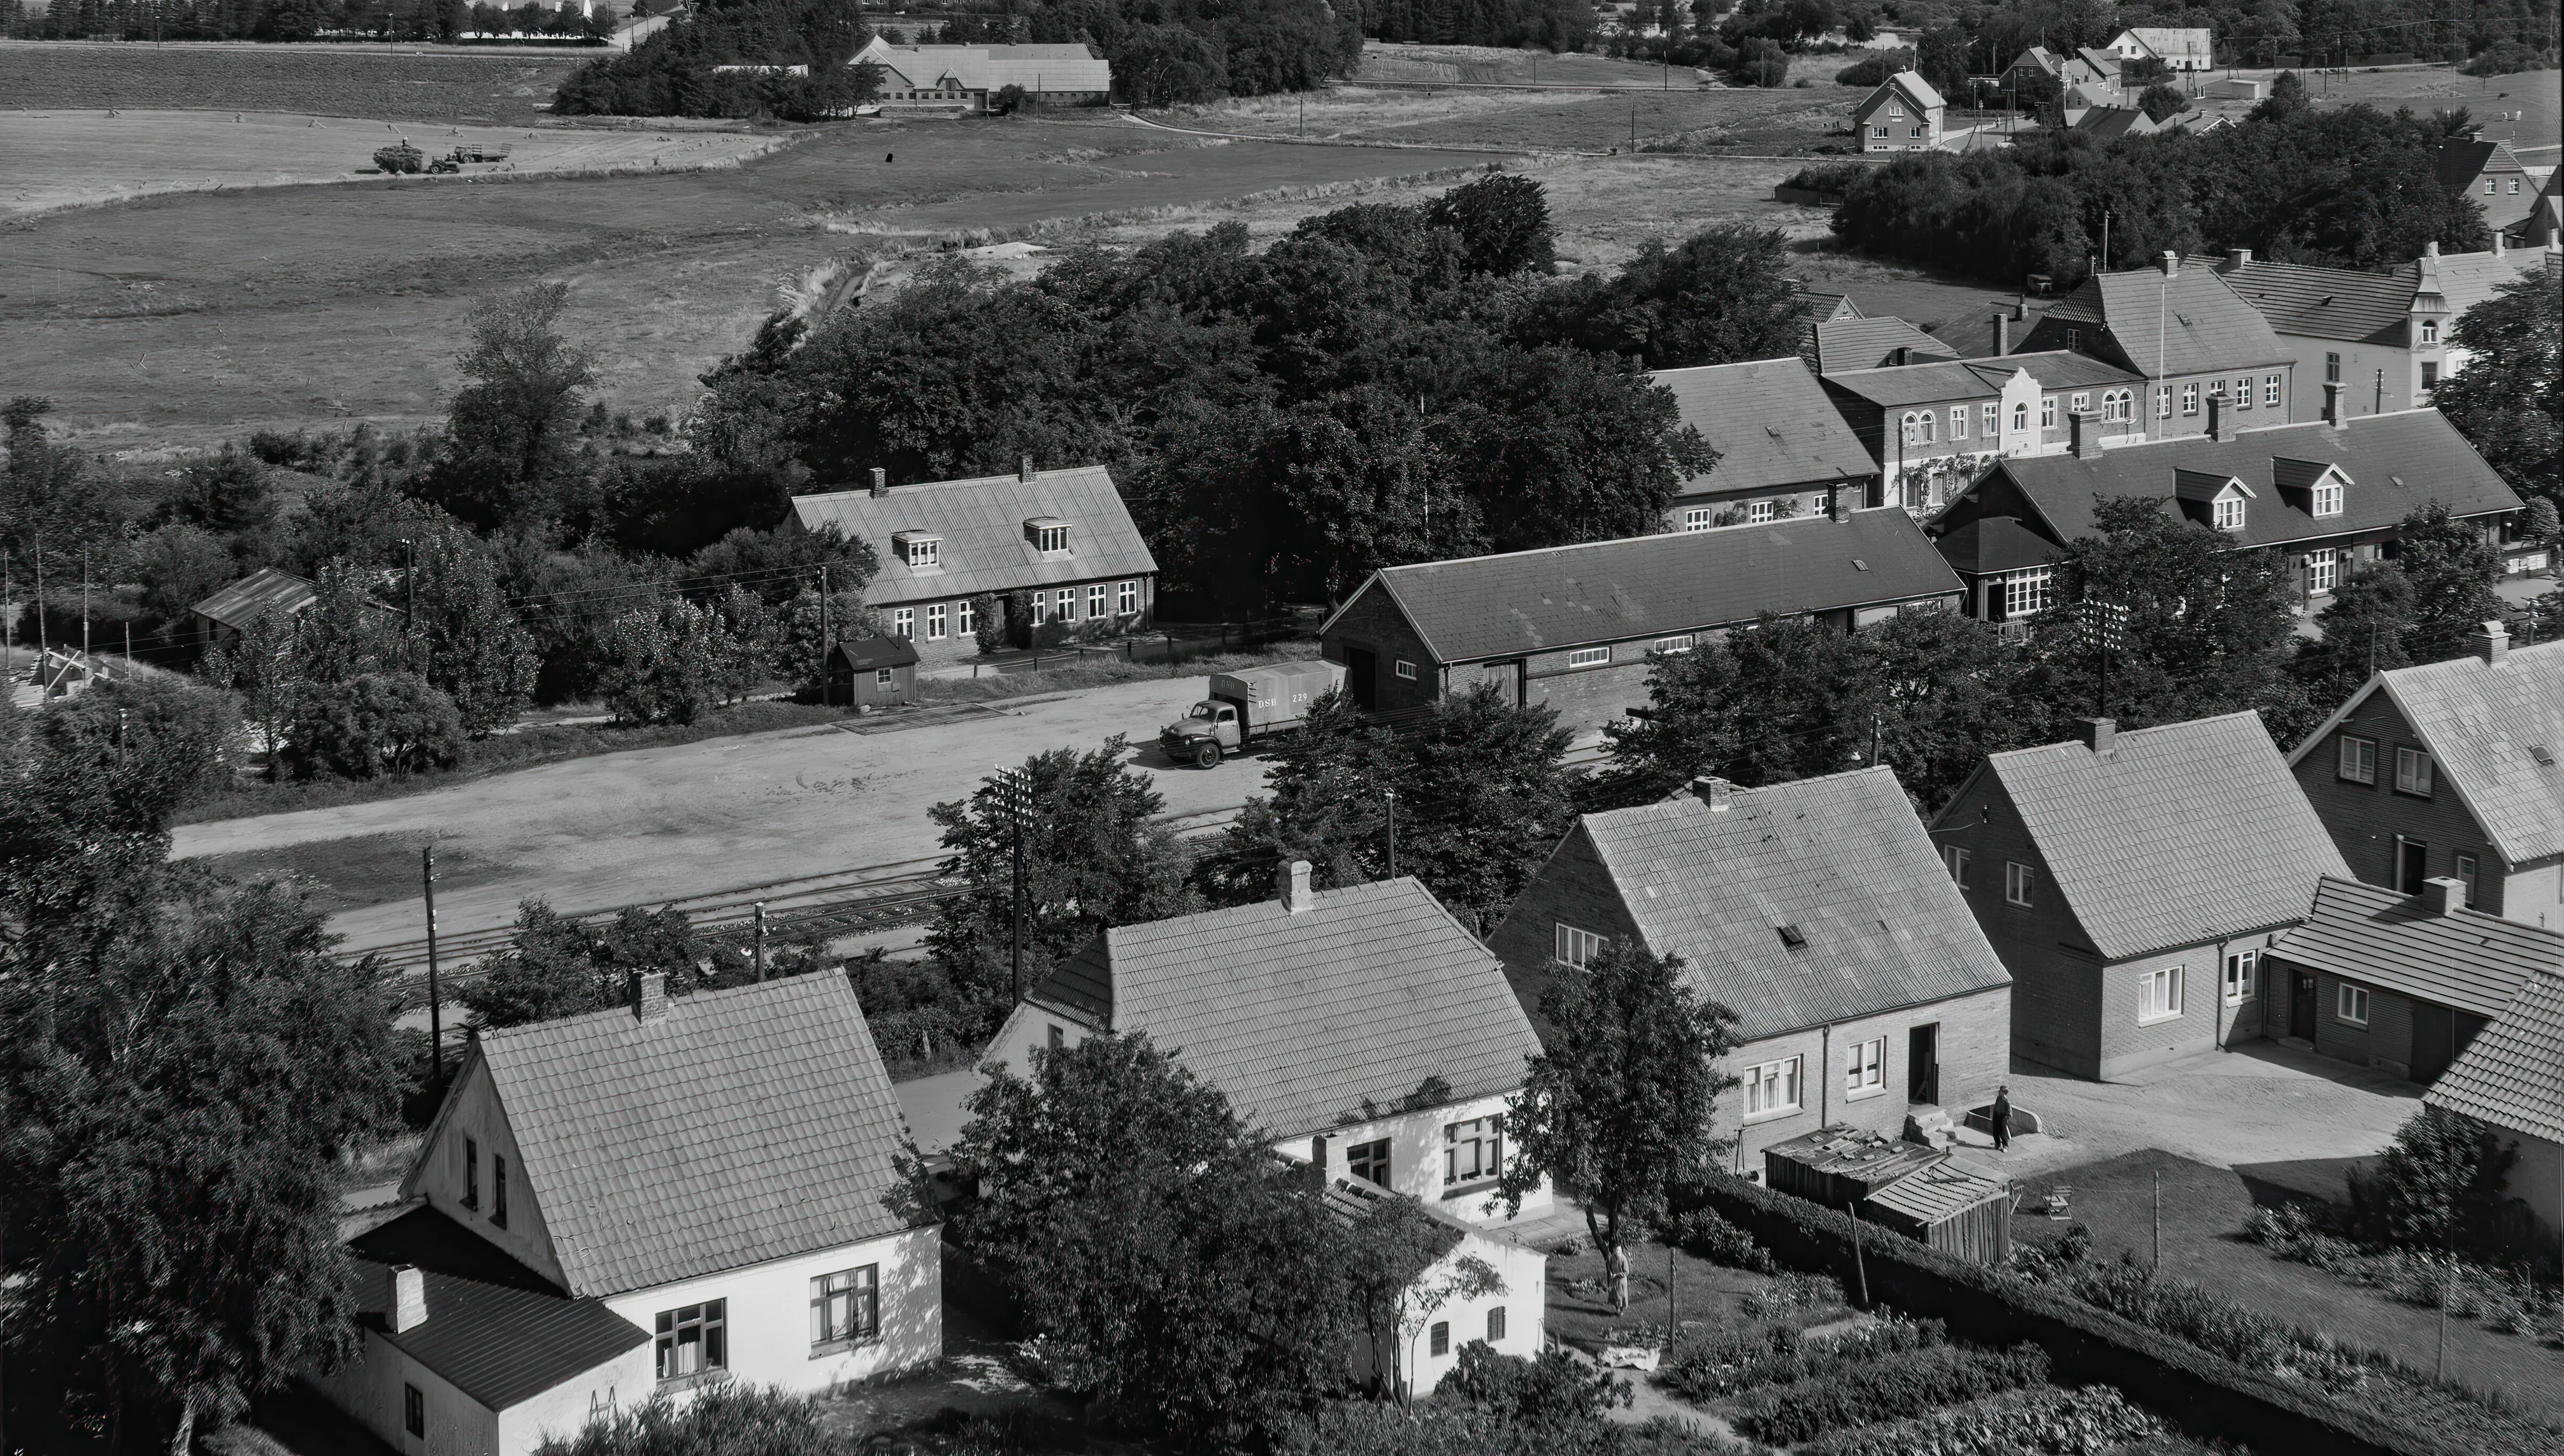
[2214,496,2246,531]
[1025,518,1071,554]
[895,532,942,569]
[1889,103,1905,118]
[2312,482,2342,517]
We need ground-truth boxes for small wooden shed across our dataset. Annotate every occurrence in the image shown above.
[1762,1125,1944,1206]
[827,634,919,708]
[1860,1159,2014,1264]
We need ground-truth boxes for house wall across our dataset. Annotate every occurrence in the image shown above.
[408,1057,569,1289]
[2496,1131,2563,1262]
[2015,315,2295,437]
[1320,582,1445,714]
[1716,988,2014,1173]
[310,1325,504,1456]
[1487,825,1655,1034]
[2289,692,2549,923]
[1285,1092,1554,1226]
[496,1348,659,1456]
[599,1224,942,1396]
[2308,971,2418,1078]
[1350,1236,1549,1396]
[2266,333,2432,422]
[2095,938,2264,1078]
[881,574,1154,664]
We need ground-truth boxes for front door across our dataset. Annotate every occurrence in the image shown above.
[2290,972,2317,1038]
[2396,838,2427,895]
[1346,647,1378,709]
[1908,1022,1940,1105]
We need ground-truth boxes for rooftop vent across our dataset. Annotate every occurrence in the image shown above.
[1777,925,1808,949]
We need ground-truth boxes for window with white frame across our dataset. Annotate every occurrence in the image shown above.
[2337,734,2376,783]
[1872,125,1889,138]
[892,607,915,638]
[811,1266,880,1348]
[2006,861,2036,907]
[1566,646,1611,668]
[2156,383,2174,418]
[925,603,948,640]
[1684,507,1714,532]
[2484,178,2497,195]
[1944,843,1972,887]
[2455,853,2479,906]
[2395,746,2433,796]
[1445,1117,1503,1187]
[1845,1036,1886,1097]
[2223,949,2256,1004]
[2012,401,2030,431]
[1117,580,1139,615]
[875,667,894,688]
[1029,522,1071,553]
[902,536,940,569]
[1742,1056,1802,1118]
[1555,923,1605,969]
[2041,396,2057,429]
[2102,389,2130,421]
[1889,103,1904,118]
[1087,583,1108,618]
[2213,495,2245,531]
[2312,482,2342,517]
[2421,318,2439,344]
[656,1299,727,1381]
[2002,564,2054,618]
[1949,406,1968,439]
[2070,391,2089,415]
[1748,499,1776,523]
[1902,411,1934,445]
[1053,587,1075,621]
[1347,1138,1391,1186]
[1981,402,1999,434]
[1651,634,1695,654]
[2182,383,2200,415]
[2337,983,2370,1025]
[2326,353,2342,383]
[1394,660,1417,680]
[2138,966,2183,1024]
[956,597,977,636]
[1029,594,1047,626]
[2207,378,2226,401]
[2265,375,2282,406]
[2308,548,2338,594]
[2237,380,2254,411]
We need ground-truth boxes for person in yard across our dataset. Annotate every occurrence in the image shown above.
[1606,1243,1629,1312]
[1992,1085,2014,1150]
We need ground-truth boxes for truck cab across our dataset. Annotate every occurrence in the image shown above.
[1164,699,1244,767]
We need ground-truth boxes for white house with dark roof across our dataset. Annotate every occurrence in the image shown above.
[1324,1176,1549,1394]
[854,36,1111,109]
[790,459,1158,661]
[315,974,940,1453]
[1932,714,2352,1078]
[2426,967,2564,1260]
[1854,71,1944,152]
[1819,348,2149,513]
[1490,767,2013,1166]
[1651,357,1880,530]
[2108,25,2214,70]
[985,866,1552,1226]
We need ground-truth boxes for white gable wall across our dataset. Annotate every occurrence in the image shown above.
[405,1053,569,1289]
[310,1327,501,1456]
[1347,1233,1549,1394]
[599,1225,942,1395]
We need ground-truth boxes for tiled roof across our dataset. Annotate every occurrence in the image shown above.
[467,974,925,1297]
[1970,713,2350,959]
[2038,264,2291,376]
[2433,139,2525,191]
[1580,768,2012,1040]
[2194,249,2549,343]
[191,566,317,630]
[2427,969,2564,1142]
[1795,288,1861,324]
[1028,878,1543,1140]
[2268,877,2564,1018]
[2289,640,2564,867]
[791,465,1157,608]
[1934,515,2063,575]
[2007,46,2059,75]
[2073,46,2121,76]
[1977,409,2521,549]
[1857,71,1944,118]
[1808,317,1958,373]
[1822,349,2142,408]
[1338,510,1962,666]
[857,38,1112,91]
[2074,108,2160,141]
[347,1206,647,1411]
[1654,357,1880,497]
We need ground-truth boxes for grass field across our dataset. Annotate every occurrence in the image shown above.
[0,109,787,215]
[1178,82,1863,153]
[0,39,585,122]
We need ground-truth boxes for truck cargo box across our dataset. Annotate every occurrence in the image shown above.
[1209,660,1345,731]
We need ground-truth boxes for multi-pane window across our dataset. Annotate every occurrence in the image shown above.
[2005,861,2036,907]
[2224,949,2256,1004]
[904,538,940,569]
[2155,383,2173,418]
[1394,660,1417,680]
[811,1266,880,1348]
[892,607,915,638]
[2337,734,2376,783]
[1445,1117,1502,1187]
[2265,375,2283,406]
[2236,379,2254,411]
[1747,499,1776,524]
[1347,1138,1391,1187]
[405,1384,426,1439]
[2013,401,2030,431]
[875,668,895,688]
[1949,406,1968,439]
[464,1136,479,1210]
[2421,319,2439,344]
[2206,378,2226,402]
[2102,390,2130,422]
[2337,983,2371,1025]
[1555,923,1605,969]
[2040,396,2058,429]
[2325,353,2342,383]
[1684,507,1714,532]
[926,603,948,640]
[2455,853,2479,907]
[655,1299,727,1381]
[956,597,977,636]
[1487,1306,1507,1343]
[1430,1321,1451,1357]
[493,1155,508,1228]
[2308,548,2338,594]
[2395,746,2433,796]
[1087,584,1108,618]
[1845,1036,1885,1096]
[1901,411,1935,445]
[2312,482,2342,517]
[2138,966,2183,1023]
[1053,587,1075,621]
[1651,634,1695,654]
[1031,524,1070,553]
[1943,844,1972,887]
[1566,646,1611,667]
[2069,391,2089,415]
[2002,564,2053,618]
[2182,383,2200,416]
[1742,1057,1802,1117]
[2212,496,2245,531]
[1981,402,1999,434]
[1117,580,1139,615]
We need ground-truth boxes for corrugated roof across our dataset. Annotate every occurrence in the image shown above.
[1653,357,1880,497]
[1808,318,1956,374]
[791,466,1157,608]
[1934,516,2063,575]
[1865,1158,2011,1223]
[2268,877,2564,1018]
[1029,878,1543,1140]
[1581,767,2012,1040]
[2426,969,2564,1141]
[347,1206,647,1411]
[191,566,317,631]
[2339,640,2564,867]
[468,974,925,1297]
[2038,264,2291,376]
[1980,409,2521,548]
[1343,510,1962,666]
[1975,713,2350,959]
[831,634,919,670]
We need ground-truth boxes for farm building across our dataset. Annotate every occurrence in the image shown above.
[853,37,1111,109]
[190,566,318,647]
[826,635,918,708]
[1763,1125,2013,1264]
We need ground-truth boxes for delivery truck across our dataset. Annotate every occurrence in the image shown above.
[1159,660,1346,767]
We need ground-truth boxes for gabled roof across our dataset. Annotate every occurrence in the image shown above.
[855,36,1112,91]
[2073,46,2122,76]
[2074,107,2161,141]
[1333,509,1962,666]
[2434,139,2526,191]
[1577,767,2012,1041]
[1933,515,2062,575]
[1961,712,2351,959]
[2117,26,2212,57]
[1794,287,1861,324]
[1821,348,2143,408]
[191,566,317,630]
[2286,639,2564,867]
[347,1206,648,1411]
[1026,877,1543,1139]
[2195,248,2550,343]
[2268,877,2564,1020]
[1973,409,2521,549]
[1652,357,1880,497]
[2007,46,2060,75]
[2428,970,2564,1142]
[1856,71,1944,118]
[447,974,925,1297]
[1807,317,1958,374]
[830,634,920,670]
[791,465,1157,608]
[2038,263,2291,376]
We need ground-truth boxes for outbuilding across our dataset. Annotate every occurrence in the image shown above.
[827,634,919,709]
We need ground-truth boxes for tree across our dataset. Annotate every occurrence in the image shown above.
[1861,608,2035,811]
[161,443,275,534]
[596,594,731,725]
[2138,82,2189,122]
[1343,1195,1505,1406]
[1497,942,1739,1284]
[1200,688,1393,899]
[201,607,302,782]
[1589,640,1744,810]
[2392,501,2509,661]
[403,531,540,735]
[427,282,599,531]
[282,672,467,780]
[2289,563,2415,713]
[2430,267,2561,511]
[127,523,238,631]
[1424,172,1555,277]
[459,900,706,1030]
[2347,1105,2524,1259]
[1519,225,1802,371]
[2249,68,2309,122]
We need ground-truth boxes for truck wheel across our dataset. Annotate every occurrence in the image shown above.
[1194,741,1222,768]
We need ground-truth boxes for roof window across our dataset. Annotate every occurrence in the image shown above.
[1025,518,1071,554]
[894,532,942,569]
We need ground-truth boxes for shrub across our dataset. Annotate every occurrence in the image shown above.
[2244,1204,2563,1340]
[1728,1342,2052,1444]
[1662,1317,1945,1401]
[596,594,730,725]
[282,672,465,780]
[1739,1270,1842,1320]
[1662,1206,1775,1272]
[1779,162,1868,195]
[1796,1384,2162,1456]
[2349,1106,2526,1258]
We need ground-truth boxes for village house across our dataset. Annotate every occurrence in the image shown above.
[2198,242,2558,421]
[1317,506,1963,732]
[2260,874,2564,1081]
[2425,967,2564,1261]
[1794,287,1861,327]
[1854,71,1944,152]
[1931,713,2353,1079]
[1926,405,2528,628]
[1803,315,1957,375]
[2000,44,2121,103]
[790,460,1158,663]
[313,974,941,1455]
[985,866,1554,1229]
[1653,357,1880,529]
[1326,1176,1549,1397]
[2014,253,2298,441]
[2286,632,2564,926]
[1489,768,2013,1169]
[1819,346,2149,513]
[2071,106,2165,141]
[851,36,1111,110]
[2435,138,2540,235]
[2107,25,2214,71]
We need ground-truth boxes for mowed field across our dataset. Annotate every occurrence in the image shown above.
[1175,82,1863,152]
[0,109,789,215]
[0,38,583,122]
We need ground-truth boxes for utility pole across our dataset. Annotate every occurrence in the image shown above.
[753,901,768,981]
[993,764,1032,1004]
[80,546,90,666]
[422,847,445,1085]
[2152,1166,2163,1268]
[1385,788,1398,878]
[817,566,833,706]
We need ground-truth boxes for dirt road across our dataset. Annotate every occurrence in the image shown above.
[171,676,1271,957]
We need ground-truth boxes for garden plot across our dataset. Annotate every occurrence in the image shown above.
[0,38,581,122]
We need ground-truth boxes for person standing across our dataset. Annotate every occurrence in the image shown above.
[1991,1085,2014,1151]
[1606,1242,1629,1313]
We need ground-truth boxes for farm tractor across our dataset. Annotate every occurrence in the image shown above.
[370,140,512,175]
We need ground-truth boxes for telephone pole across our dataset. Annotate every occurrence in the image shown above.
[753,901,768,981]
[1385,788,1398,878]
[817,566,833,706]
[422,847,446,1085]
[993,765,1033,1004]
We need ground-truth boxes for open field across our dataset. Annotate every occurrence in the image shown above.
[2304,64,2560,152]
[0,108,787,215]
[1178,82,1863,152]
[0,38,585,122]
[1353,39,1689,87]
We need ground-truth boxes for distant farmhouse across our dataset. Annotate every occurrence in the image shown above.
[2435,138,2539,235]
[1854,71,1943,152]
[2108,25,2214,71]
[853,36,1111,110]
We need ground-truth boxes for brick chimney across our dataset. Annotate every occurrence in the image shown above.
[1308,1134,1330,1191]
[2078,717,2117,757]
[631,970,668,1023]
[1991,313,2010,356]
[1831,484,1853,522]
[2419,876,2465,915]
[1693,775,1733,812]
[868,466,888,498]
[388,1264,427,1333]
[1278,859,1313,911]
[2321,381,2347,428]
[2493,231,2506,257]
[2223,246,2252,270]
[2159,250,2179,276]
[2471,618,2510,664]
[2207,392,2228,441]
[2070,411,2101,459]
[1019,454,1035,483]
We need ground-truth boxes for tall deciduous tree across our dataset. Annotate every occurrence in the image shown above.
[2432,268,2561,511]
[403,529,539,736]
[428,282,599,532]
[459,899,706,1030]
[1424,171,1556,278]
[2291,563,2417,712]
[2391,500,2510,660]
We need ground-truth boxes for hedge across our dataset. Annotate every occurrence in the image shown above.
[1728,1343,2051,1444]
[1689,1174,2482,1456]
[1662,1317,1945,1401]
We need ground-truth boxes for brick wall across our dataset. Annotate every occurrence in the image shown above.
[1321,582,1443,713]
[2095,941,2227,1079]
[1937,772,2106,1076]
[1716,987,2014,1173]
[2291,693,2516,916]
[882,573,1152,665]
[2310,971,2416,1077]
[1524,658,1655,734]
[1486,826,1645,1036]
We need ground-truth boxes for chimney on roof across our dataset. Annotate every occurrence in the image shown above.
[1278,859,1313,911]
[1889,345,1911,368]
[2424,240,2440,258]
[2321,381,2347,429]
[2078,717,2117,757]
[2471,618,2510,664]
[388,1265,427,1333]
[2207,391,2228,442]
[1308,1134,1330,1192]
[869,466,888,498]
[1693,775,1734,812]
[2420,876,2466,915]
[2070,411,2101,459]
[1831,484,1853,522]
[631,970,668,1023]
[2159,251,2179,276]
[1019,454,1035,483]
[1991,313,2010,356]
[2224,246,2251,271]
[2493,231,2506,256]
